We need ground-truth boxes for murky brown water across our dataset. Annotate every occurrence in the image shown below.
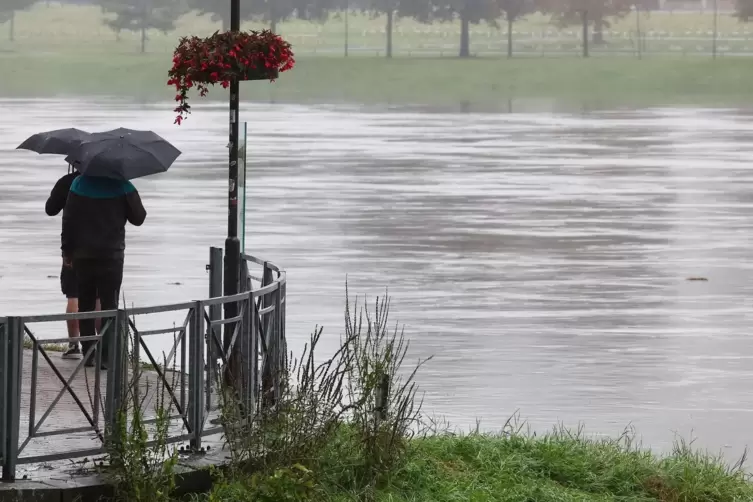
[2,99,753,463]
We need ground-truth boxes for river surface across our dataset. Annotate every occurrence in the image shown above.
[1,99,753,463]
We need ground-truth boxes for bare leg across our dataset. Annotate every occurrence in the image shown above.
[62,297,82,359]
[66,298,79,338]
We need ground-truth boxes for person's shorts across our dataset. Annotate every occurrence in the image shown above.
[60,264,78,299]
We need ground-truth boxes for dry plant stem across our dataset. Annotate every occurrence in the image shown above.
[216,282,428,490]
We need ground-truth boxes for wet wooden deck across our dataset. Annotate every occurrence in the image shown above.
[16,348,195,466]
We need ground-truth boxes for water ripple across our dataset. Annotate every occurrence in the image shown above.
[1,99,752,461]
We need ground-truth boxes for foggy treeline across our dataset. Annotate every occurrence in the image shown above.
[3,0,753,57]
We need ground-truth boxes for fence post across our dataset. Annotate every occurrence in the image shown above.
[0,319,6,480]
[239,258,253,411]
[273,287,282,403]
[260,264,275,409]
[105,309,127,442]
[189,301,205,450]
[249,291,259,413]
[2,317,23,481]
[208,247,223,384]
[280,279,287,377]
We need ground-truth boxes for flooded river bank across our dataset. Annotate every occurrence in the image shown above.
[1,99,753,462]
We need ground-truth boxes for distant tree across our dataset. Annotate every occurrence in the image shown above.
[736,0,753,20]
[186,0,250,32]
[187,0,331,33]
[498,0,536,57]
[99,0,186,52]
[360,0,431,57]
[426,0,501,58]
[540,0,635,51]
[0,0,36,42]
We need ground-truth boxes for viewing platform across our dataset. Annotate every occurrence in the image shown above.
[0,247,287,499]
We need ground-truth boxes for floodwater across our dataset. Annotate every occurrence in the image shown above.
[1,99,753,463]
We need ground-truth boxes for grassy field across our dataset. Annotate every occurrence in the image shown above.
[203,427,753,501]
[1,51,750,108]
[0,4,751,107]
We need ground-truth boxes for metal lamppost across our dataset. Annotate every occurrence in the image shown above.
[224,0,241,368]
[712,0,718,59]
[344,0,349,57]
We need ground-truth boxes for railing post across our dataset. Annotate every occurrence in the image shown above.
[105,309,127,441]
[260,264,274,409]
[2,317,23,481]
[249,292,258,413]
[273,287,282,403]
[189,301,205,450]
[0,319,6,480]
[208,247,223,384]
[280,279,287,374]
[238,258,253,410]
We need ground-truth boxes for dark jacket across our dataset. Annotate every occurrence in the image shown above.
[45,172,79,217]
[61,176,147,260]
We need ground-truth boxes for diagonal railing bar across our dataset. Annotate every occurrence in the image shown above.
[203,307,223,360]
[207,295,269,357]
[19,332,103,455]
[127,318,192,432]
[204,300,246,371]
[254,296,270,356]
[161,310,192,372]
[223,302,246,364]
[202,299,249,419]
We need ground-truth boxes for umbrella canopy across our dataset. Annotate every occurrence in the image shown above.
[16,128,92,155]
[65,130,181,181]
[99,127,165,143]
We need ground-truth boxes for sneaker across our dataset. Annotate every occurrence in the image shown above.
[84,353,108,370]
[62,344,82,360]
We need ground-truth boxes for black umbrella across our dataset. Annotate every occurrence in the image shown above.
[99,127,164,143]
[65,130,181,181]
[16,128,92,155]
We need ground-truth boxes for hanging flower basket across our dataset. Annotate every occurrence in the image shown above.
[168,30,295,125]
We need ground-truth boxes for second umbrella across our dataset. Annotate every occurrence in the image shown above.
[65,132,181,181]
[16,128,92,156]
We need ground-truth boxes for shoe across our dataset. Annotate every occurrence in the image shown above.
[62,344,82,360]
[84,353,108,370]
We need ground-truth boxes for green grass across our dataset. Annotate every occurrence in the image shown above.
[1,51,751,109]
[23,335,67,352]
[1,4,752,107]
[203,426,753,502]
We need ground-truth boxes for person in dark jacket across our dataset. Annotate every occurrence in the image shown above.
[61,175,147,368]
[46,167,101,360]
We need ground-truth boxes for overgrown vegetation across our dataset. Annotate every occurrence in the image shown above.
[101,289,753,502]
[104,314,180,502]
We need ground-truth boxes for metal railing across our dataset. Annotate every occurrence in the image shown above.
[0,247,287,481]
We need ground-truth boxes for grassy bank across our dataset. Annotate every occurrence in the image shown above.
[99,291,753,502]
[200,429,753,502]
[1,53,751,109]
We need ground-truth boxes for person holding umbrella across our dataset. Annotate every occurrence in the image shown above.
[17,128,104,360]
[63,129,180,368]
[45,164,101,359]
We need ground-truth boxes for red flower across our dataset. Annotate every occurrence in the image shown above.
[167,30,295,125]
